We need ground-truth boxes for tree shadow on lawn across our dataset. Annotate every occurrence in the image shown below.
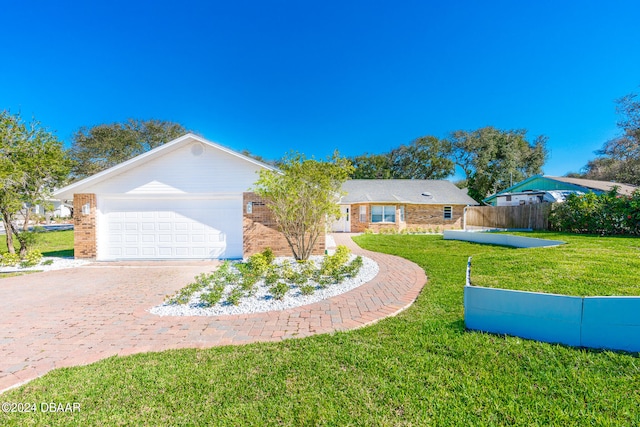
[41,249,74,258]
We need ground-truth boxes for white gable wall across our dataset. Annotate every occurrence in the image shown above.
[86,141,263,195]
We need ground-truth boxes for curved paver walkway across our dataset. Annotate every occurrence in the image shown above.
[0,234,426,393]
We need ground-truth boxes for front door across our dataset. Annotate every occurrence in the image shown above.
[331,205,351,232]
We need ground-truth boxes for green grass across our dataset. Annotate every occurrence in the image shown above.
[2,234,639,426]
[0,270,42,278]
[0,229,74,257]
[469,231,640,296]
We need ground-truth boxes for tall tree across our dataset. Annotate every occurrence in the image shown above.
[349,153,394,179]
[445,127,548,202]
[254,152,353,260]
[69,119,188,179]
[389,136,454,179]
[349,136,453,180]
[0,111,71,255]
[581,92,640,185]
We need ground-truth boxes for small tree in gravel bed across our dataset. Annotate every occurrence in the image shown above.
[253,152,353,260]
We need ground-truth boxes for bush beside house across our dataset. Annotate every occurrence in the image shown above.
[550,188,640,235]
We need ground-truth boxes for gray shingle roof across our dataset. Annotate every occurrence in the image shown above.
[340,180,478,205]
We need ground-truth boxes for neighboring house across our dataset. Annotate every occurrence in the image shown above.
[493,190,583,206]
[332,179,477,233]
[31,200,72,218]
[483,175,638,206]
[53,133,296,260]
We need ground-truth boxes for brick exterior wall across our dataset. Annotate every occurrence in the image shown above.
[243,193,325,257]
[347,203,465,232]
[405,204,464,230]
[73,193,97,259]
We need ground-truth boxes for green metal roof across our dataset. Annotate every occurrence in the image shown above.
[483,175,638,205]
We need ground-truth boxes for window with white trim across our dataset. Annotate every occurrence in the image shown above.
[443,206,453,220]
[371,205,396,223]
[359,205,366,222]
[399,205,405,222]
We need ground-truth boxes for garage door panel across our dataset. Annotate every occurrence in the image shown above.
[99,198,242,260]
[109,247,123,256]
[158,247,172,256]
[141,234,155,243]
[175,247,189,256]
[141,247,156,256]
[125,235,138,243]
[141,222,154,231]
[125,248,139,256]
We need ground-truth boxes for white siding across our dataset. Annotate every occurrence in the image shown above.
[87,142,263,195]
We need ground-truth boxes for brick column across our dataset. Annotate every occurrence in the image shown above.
[73,194,97,259]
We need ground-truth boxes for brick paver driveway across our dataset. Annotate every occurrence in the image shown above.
[0,234,426,393]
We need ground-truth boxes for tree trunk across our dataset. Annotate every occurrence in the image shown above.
[1,210,16,254]
[22,207,31,231]
[18,240,27,258]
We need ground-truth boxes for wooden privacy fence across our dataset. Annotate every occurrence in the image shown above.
[464,204,551,230]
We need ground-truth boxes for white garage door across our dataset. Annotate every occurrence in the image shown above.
[98,198,242,260]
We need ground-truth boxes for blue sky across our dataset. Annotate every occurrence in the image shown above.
[2,1,639,178]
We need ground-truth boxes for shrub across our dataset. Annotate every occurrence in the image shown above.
[20,250,43,268]
[166,281,205,305]
[226,286,244,306]
[288,270,308,285]
[201,283,225,307]
[261,247,275,265]
[41,259,54,266]
[549,189,640,235]
[340,255,363,278]
[320,245,351,275]
[316,274,335,287]
[236,263,260,291]
[279,263,296,282]
[247,253,269,276]
[264,264,281,286]
[270,282,289,300]
[299,284,315,296]
[216,261,239,286]
[300,260,316,280]
[1,253,21,267]
[194,272,214,287]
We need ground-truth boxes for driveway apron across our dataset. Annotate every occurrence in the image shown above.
[0,234,426,393]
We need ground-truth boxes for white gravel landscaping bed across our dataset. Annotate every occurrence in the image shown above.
[150,255,379,317]
[0,257,91,273]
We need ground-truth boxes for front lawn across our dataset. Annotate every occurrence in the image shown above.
[0,229,74,258]
[2,234,638,426]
